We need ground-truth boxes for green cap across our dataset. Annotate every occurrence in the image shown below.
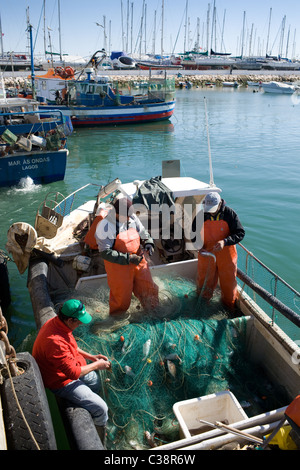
[61,299,92,324]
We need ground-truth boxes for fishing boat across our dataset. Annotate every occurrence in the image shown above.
[0,96,73,136]
[5,156,300,451]
[0,113,70,189]
[261,81,297,94]
[34,51,176,127]
[0,78,72,188]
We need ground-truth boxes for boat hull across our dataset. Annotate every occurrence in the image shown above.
[0,149,68,187]
[39,101,176,127]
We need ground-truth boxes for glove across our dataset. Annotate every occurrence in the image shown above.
[129,254,143,265]
[145,244,154,256]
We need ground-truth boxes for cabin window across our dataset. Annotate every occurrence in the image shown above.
[88,85,95,94]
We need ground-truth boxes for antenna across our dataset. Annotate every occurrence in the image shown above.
[204,97,215,187]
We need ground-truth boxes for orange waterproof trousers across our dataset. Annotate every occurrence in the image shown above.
[197,219,238,310]
[104,228,159,315]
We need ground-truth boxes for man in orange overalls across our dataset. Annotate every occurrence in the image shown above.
[197,192,245,310]
[95,197,159,315]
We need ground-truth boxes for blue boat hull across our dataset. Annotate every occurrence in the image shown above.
[39,101,176,127]
[0,149,68,188]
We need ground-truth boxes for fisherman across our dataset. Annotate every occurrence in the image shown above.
[196,192,245,310]
[95,196,159,315]
[32,299,110,445]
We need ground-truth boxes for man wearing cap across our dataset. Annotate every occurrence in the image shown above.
[95,196,159,315]
[197,192,245,310]
[32,299,110,443]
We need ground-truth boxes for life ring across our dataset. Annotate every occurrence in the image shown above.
[6,222,37,274]
[64,66,74,77]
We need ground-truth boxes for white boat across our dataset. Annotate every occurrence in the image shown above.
[261,81,297,94]
[222,81,239,88]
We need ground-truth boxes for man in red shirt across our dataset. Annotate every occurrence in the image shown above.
[32,299,111,444]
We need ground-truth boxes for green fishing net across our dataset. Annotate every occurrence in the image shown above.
[68,275,288,450]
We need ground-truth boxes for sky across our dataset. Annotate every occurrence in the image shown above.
[1,0,300,60]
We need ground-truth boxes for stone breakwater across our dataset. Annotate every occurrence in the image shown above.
[3,72,300,90]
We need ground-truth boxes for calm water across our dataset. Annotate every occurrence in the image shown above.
[1,85,299,347]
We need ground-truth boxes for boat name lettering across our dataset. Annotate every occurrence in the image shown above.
[21,156,51,170]
[22,157,51,165]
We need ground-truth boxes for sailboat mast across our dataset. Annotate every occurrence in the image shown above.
[58,0,62,61]
[0,14,4,58]
[161,0,164,57]
[206,4,210,54]
[240,11,246,58]
[184,0,188,53]
[266,7,272,56]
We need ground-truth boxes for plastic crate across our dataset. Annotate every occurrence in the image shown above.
[173,391,248,438]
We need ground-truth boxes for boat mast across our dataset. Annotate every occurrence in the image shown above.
[28,22,36,99]
[144,3,147,55]
[206,4,210,55]
[210,0,216,53]
[161,0,164,58]
[152,10,157,55]
[58,0,62,61]
[240,11,246,58]
[266,7,272,56]
[184,0,188,53]
[0,13,4,58]
[279,15,286,57]
[130,2,133,54]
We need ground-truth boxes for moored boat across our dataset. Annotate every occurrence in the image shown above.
[34,52,176,127]
[261,81,298,94]
[5,159,300,451]
[0,87,72,188]
[0,96,72,136]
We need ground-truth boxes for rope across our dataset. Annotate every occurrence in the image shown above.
[0,345,40,450]
[0,307,40,450]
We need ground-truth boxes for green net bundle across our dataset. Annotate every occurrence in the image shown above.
[57,275,288,450]
[70,277,245,449]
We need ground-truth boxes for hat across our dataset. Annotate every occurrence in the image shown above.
[113,197,133,215]
[61,299,92,324]
[204,192,221,213]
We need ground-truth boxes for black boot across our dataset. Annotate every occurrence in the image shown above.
[96,425,107,449]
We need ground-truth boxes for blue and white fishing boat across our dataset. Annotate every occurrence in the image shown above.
[0,75,72,188]
[0,97,72,136]
[35,53,176,127]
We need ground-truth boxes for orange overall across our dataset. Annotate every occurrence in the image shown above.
[197,217,238,310]
[104,227,159,315]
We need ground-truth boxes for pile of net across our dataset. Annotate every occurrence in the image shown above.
[68,275,287,450]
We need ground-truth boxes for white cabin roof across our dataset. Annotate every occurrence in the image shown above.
[119,177,221,200]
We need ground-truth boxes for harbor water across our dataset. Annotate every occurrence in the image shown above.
[0,84,299,349]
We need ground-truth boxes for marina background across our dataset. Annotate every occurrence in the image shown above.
[1,0,300,60]
[0,77,299,349]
